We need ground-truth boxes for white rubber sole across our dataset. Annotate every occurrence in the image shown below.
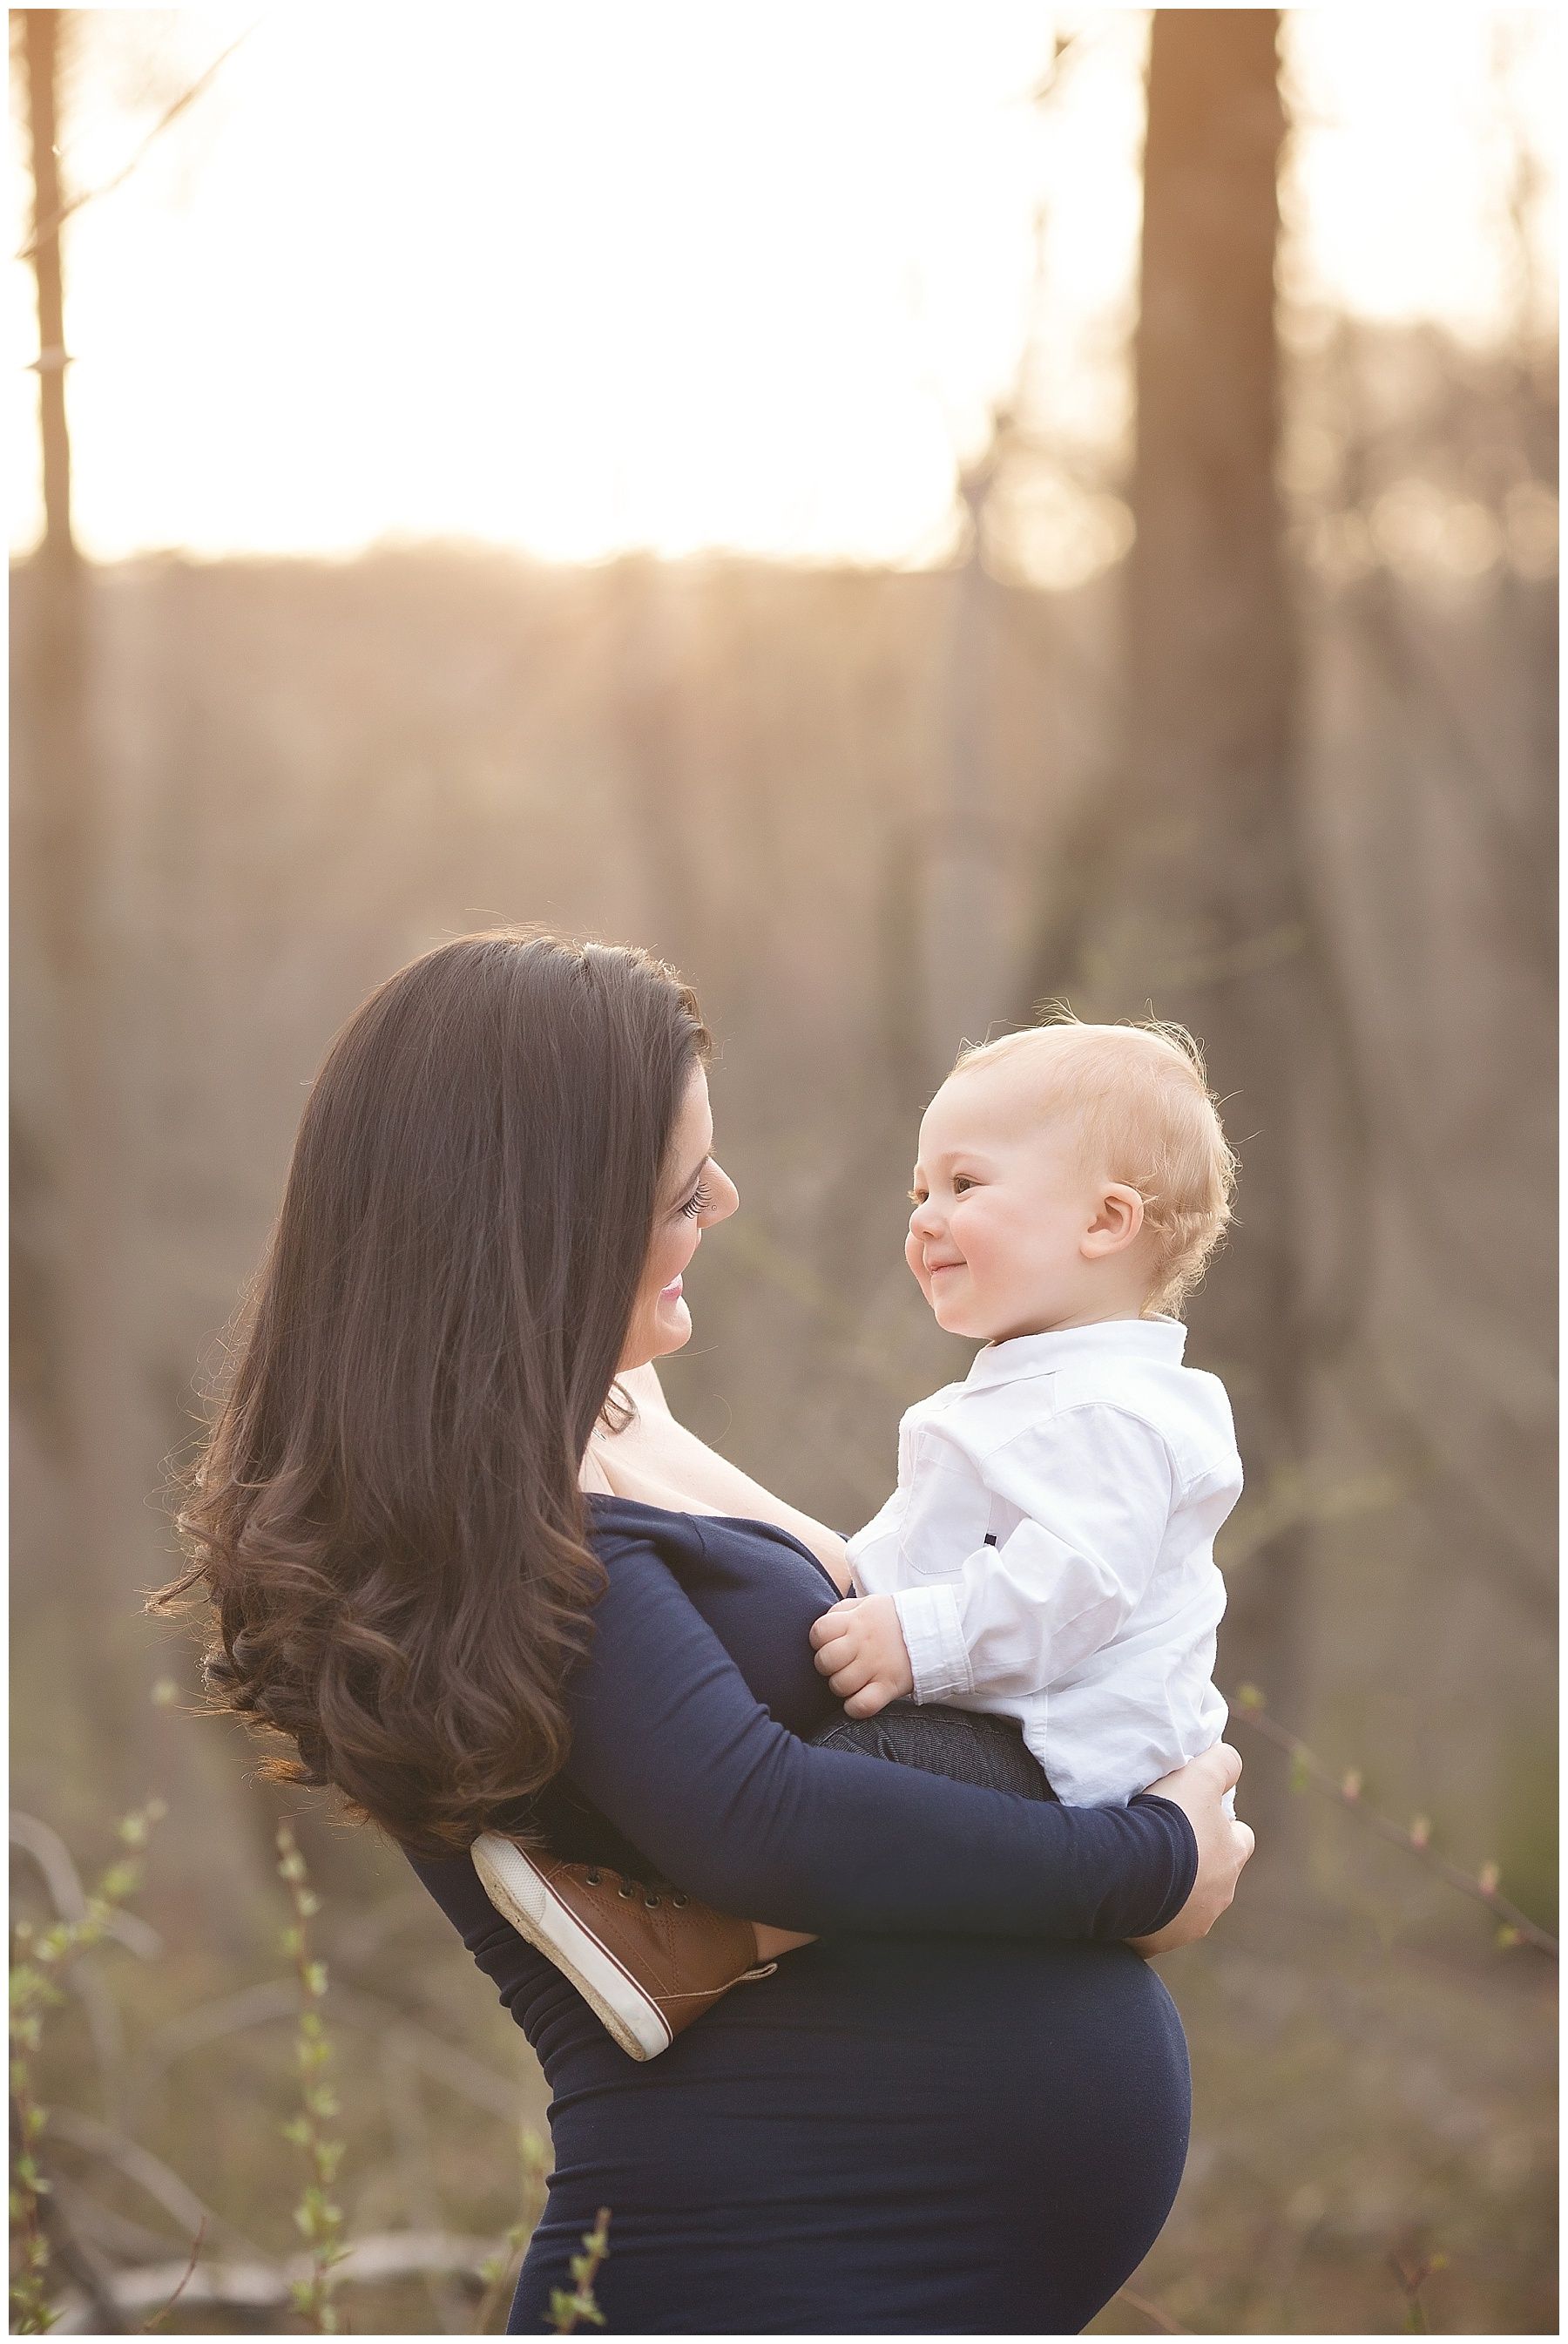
[470,1833,673,2062]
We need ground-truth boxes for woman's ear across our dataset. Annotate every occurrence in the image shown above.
[1081,1182,1146,1258]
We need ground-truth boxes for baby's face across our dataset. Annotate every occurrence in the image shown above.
[906,1057,1150,1342]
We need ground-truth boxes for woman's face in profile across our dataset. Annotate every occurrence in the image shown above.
[619,1067,739,1371]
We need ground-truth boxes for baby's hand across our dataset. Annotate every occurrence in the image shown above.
[808,1595,914,1719]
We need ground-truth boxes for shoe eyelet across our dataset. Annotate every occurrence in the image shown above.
[645,1893,660,1908]
[584,1870,602,1887]
[618,1882,635,1899]
[672,1893,689,1908]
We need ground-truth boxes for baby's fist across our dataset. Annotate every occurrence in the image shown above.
[808,1594,915,1719]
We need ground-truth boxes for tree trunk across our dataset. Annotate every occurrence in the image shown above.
[17,14,149,1798]
[919,451,1010,1075]
[24,10,76,581]
[1085,12,1320,1853]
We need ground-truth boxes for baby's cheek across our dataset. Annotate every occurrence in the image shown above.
[904,1230,928,1287]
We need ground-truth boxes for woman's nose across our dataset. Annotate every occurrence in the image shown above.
[707,1162,740,1222]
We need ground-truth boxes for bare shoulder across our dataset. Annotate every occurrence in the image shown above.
[618,1360,673,1419]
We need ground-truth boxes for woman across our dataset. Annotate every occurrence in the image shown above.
[162,929,1251,2334]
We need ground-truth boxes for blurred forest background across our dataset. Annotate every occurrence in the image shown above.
[10,6,1558,2334]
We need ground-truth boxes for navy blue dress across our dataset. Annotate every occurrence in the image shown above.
[409,1497,1197,2334]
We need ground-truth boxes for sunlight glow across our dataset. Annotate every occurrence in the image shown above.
[7,5,1558,570]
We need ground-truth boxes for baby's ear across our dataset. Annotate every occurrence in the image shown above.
[1082,1183,1146,1257]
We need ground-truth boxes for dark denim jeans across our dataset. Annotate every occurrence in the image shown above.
[810,1698,1057,1802]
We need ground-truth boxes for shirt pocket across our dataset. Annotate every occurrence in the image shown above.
[897,1438,994,1579]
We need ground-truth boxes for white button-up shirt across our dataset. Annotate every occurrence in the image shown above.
[847,1317,1241,1807]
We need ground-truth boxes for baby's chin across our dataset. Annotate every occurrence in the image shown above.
[928,1288,990,1341]
[929,1287,1031,1345]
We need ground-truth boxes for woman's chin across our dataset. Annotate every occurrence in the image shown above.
[652,1296,693,1354]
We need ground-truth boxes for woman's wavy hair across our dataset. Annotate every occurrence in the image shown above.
[154,929,710,1856]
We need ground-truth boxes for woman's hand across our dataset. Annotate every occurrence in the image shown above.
[1125,1742,1253,1956]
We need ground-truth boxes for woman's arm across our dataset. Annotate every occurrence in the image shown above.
[596,1366,854,1594]
[561,1531,1196,1943]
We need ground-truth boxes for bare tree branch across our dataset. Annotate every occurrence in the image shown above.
[15,23,260,264]
[51,2230,503,2333]
[47,2107,266,2262]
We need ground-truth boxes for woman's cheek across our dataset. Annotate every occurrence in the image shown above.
[645,1219,692,1302]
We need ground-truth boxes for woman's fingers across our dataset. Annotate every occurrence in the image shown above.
[1213,1741,1243,1792]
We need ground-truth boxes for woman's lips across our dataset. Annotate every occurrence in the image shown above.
[660,1274,684,1299]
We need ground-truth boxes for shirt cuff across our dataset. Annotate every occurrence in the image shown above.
[893,1585,974,1704]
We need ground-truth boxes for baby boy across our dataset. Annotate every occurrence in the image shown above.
[473,1014,1242,2056]
[812,1016,1241,1812]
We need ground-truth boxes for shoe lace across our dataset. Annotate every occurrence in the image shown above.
[576,1863,776,1984]
[578,1863,686,1911]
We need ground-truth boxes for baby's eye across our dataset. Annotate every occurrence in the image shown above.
[952,1175,975,1195]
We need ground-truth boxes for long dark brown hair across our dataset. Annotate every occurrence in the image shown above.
[155,929,710,1855]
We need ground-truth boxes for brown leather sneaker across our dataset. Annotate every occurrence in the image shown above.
[470,1833,776,2061]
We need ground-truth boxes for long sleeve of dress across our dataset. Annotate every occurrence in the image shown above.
[529,1529,1196,1942]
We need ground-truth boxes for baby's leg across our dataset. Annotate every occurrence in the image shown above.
[473,1708,1051,2060]
[471,1835,808,2062]
[812,1699,1058,1800]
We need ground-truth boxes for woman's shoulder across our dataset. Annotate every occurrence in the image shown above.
[585,1494,836,1589]
[579,1494,841,1731]
[585,1491,706,1562]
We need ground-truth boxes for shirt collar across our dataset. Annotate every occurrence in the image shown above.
[963,1315,1188,1392]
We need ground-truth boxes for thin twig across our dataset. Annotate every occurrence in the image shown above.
[1118,2282,1189,2334]
[9,1800,166,2333]
[1231,1688,1557,1955]
[11,1815,153,2131]
[15,23,260,264]
[136,2215,205,2333]
[275,1821,349,2331]
[474,2131,551,2335]
[549,2208,611,2334]
[10,1815,164,1958]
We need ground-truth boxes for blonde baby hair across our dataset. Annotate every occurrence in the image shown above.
[950,1010,1238,1318]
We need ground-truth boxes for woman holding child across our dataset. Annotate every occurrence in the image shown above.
[164,929,1252,2334]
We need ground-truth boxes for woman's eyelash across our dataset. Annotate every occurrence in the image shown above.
[679,1181,712,1220]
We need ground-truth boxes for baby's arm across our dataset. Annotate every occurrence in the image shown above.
[825,1406,1177,1716]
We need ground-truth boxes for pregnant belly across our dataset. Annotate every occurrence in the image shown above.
[513,1934,1191,2335]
